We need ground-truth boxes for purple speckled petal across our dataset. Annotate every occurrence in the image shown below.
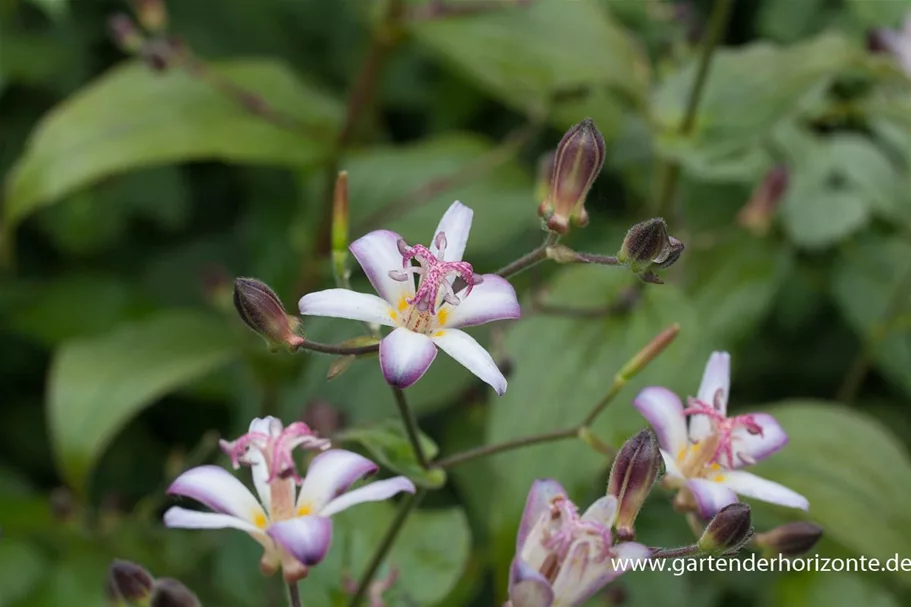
[731,413,788,467]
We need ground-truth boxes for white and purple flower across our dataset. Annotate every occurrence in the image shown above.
[163,417,415,582]
[299,201,521,394]
[633,352,809,519]
[508,480,651,607]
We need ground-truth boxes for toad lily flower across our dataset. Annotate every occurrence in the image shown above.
[163,417,415,582]
[633,352,808,519]
[299,201,520,394]
[508,480,651,607]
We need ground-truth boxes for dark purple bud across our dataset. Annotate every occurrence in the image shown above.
[233,277,304,350]
[150,578,200,607]
[618,218,683,275]
[107,560,154,604]
[535,150,556,211]
[607,429,663,541]
[754,521,823,557]
[698,503,753,555]
[108,13,144,53]
[542,118,605,234]
[867,28,893,54]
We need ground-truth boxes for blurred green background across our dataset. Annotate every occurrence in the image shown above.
[3,0,911,605]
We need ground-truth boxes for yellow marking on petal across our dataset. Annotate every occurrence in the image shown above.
[254,512,268,529]
[436,308,449,326]
[297,504,312,517]
[434,330,445,338]
[676,446,687,462]
[389,310,398,321]
[709,462,721,471]
[397,297,408,312]
[713,474,725,483]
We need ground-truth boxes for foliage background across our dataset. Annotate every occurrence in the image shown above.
[2,0,911,605]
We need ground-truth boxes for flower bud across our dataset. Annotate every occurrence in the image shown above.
[754,521,823,557]
[332,171,350,283]
[535,151,556,208]
[135,0,168,32]
[737,165,789,236]
[109,14,144,54]
[866,28,893,54]
[150,579,200,607]
[538,118,605,234]
[107,560,154,605]
[607,428,663,541]
[698,503,753,555]
[233,277,304,351]
[617,218,684,282]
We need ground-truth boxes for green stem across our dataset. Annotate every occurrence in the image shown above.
[651,545,701,559]
[289,582,302,607]
[392,388,429,469]
[656,0,733,217]
[496,232,560,278]
[296,339,379,356]
[347,490,423,607]
[433,427,579,469]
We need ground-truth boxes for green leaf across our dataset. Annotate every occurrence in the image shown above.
[0,541,46,607]
[338,420,446,489]
[654,34,856,179]
[832,236,911,397]
[48,310,238,491]
[846,0,911,28]
[751,401,911,587]
[408,0,646,133]
[773,571,900,607]
[4,59,342,229]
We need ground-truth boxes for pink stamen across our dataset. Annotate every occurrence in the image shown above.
[540,496,614,564]
[219,419,330,485]
[682,398,764,468]
[398,238,477,313]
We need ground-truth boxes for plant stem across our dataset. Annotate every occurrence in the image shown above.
[433,427,579,469]
[392,388,429,469]
[289,582,302,607]
[347,490,423,607]
[581,375,627,428]
[496,232,560,278]
[655,0,733,217]
[297,339,379,356]
[650,545,701,559]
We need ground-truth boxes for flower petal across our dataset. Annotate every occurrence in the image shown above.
[612,541,653,565]
[686,478,738,520]
[517,479,568,551]
[297,449,379,513]
[431,201,473,262]
[731,413,788,467]
[167,465,266,525]
[550,538,632,607]
[720,471,809,511]
[441,274,520,328]
[690,351,731,442]
[320,477,416,518]
[581,495,618,528]
[379,327,437,389]
[633,387,688,456]
[298,289,396,327]
[163,506,263,535]
[660,449,685,481]
[509,557,554,607]
[431,328,506,395]
[268,516,333,566]
[349,229,415,306]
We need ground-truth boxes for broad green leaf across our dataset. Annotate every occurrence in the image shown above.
[832,236,911,397]
[409,0,646,133]
[653,34,856,178]
[846,0,911,28]
[773,571,900,607]
[48,310,238,490]
[4,59,341,229]
[0,541,46,607]
[338,420,446,489]
[751,401,911,587]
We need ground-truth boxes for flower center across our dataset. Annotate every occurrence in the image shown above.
[681,393,764,473]
[387,233,481,334]
[535,495,613,582]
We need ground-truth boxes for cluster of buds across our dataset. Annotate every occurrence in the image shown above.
[537,118,605,234]
[107,560,199,607]
[108,0,182,72]
[616,218,684,283]
[233,277,306,351]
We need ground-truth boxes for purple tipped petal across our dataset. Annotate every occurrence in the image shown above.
[581,496,618,528]
[268,516,333,566]
[163,506,263,535]
[431,201,473,262]
[167,466,265,524]
[509,557,554,607]
[720,471,809,511]
[298,289,396,327]
[349,229,416,306]
[691,352,731,442]
[298,450,379,513]
[517,479,567,551]
[379,328,437,389]
[320,477,416,518]
[633,387,688,456]
[731,413,788,466]
[686,478,738,520]
[443,274,521,328]
[431,328,506,395]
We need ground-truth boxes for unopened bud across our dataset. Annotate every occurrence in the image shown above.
[109,14,144,53]
[149,579,200,607]
[107,560,154,605]
[617,218,684,281]
[618,323,679,380]
[535,151,556,207]
[332,171,350,282]
[135,0,168,32]
[754,521,823,557]
[538,118,605,234]
[607,429,663,541]
[737,165,789,236]
[233,277,304,350]
[698,503,753,555]
[866,28,893,54]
